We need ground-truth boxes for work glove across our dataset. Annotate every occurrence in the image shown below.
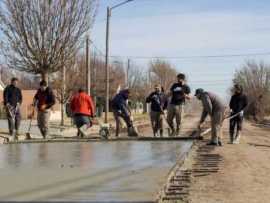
[40,104,47,111]
[6,103,12,108]
[239,110,244,117]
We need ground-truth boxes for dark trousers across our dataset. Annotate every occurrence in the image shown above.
[6,108,21,136]
[229,115,243,141]
[113,110,132,137]
[150,111,163,136]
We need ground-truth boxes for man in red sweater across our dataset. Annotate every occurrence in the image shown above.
[70,88,95,138]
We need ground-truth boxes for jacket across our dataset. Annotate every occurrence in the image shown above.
[200,92,226,123]
[70,92,95,116]
[3,85,22,107]
[34,87,56,111]
[146,91,168,112]
[229,93,248,114]
[111,90,129,116]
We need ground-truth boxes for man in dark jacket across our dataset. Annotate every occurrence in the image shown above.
[33,80,56,139]
[3,77,22,140]
[195,88,226,146]
[167,73,191,136]
[229,84,248,144]
[111,88,137,137]
[146,84,168,137]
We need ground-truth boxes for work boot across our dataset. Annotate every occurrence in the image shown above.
[229,133,234,144]
[169,128,175,137]
[79,124,89,138]
[176,128,180,136]
[207,137,219,146]
[159,129,163,137]
[207,141,218,146]
[218,140,223,146]
[128,126,138,137]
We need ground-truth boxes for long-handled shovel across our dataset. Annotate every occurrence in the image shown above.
[6,105,17,141]
[25,109,35,140]
[190,111,243,138]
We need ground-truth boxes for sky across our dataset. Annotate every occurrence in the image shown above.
[91,0,270,99]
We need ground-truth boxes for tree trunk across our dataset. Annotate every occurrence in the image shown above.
[41,72,49,83]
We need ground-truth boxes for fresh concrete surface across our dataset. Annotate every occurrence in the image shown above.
[0,140,192,202]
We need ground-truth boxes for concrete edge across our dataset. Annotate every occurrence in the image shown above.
[5,136,203,145]
[155,140,197,202]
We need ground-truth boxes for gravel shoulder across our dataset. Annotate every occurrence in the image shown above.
[188,120,270,203]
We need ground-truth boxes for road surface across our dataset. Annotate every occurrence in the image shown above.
[0,140,192,202]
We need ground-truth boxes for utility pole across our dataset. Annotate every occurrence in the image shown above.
[104,1,135,123]
[86,35,91,95]
[126,58,130,87]
[105,6,111,123]
[61,65,66,126]
[93,51,97,105]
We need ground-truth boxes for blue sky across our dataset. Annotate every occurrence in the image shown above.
[91,0,270,99]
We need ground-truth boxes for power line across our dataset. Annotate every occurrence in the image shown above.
[107,52,270,60]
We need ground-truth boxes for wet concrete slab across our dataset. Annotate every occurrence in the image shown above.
[0,140,192,202]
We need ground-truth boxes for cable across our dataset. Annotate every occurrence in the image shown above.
[107,52,270,60]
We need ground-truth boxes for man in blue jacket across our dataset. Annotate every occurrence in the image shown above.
[3,77,22,141]
[146,84,168,137]
[111,88,138,137]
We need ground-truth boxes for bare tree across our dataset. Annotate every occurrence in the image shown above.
[0,65,39,89]
[149,59,177,91]
[0,0,98,81]
[233,60,270,120]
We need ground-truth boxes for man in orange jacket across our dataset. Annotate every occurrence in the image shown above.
[70,88,95,138]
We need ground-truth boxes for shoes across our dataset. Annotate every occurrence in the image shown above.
[128,126,138,137]
[206,141,218,146]
[79,124,89,138]
[218,140,223,146]
[159,130,163,138]
[175,128,180,136]
[169,129,175,137]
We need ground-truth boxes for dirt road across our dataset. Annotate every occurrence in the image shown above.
[189,120,270,203]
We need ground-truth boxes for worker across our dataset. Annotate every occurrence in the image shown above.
[146,84,168,137]
[229,84,248,144]
[195,88,226,146]
[33,80,56,139]
[111,88,138,137]
[167,73,191,136]
[3,77,22,141]
[70,88,95,138]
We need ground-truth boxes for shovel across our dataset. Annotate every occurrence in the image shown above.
[25,109,35,140]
